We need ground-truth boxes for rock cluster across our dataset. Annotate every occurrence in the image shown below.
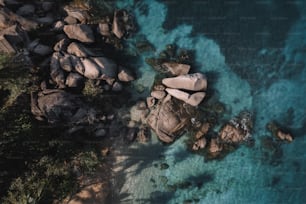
[266,121,293,143]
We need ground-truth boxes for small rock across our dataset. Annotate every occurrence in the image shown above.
[65,72,84,88]
[162,73,207,91]
[146,97,155,108]
[95,128,107,137]
[53,38,70,52]
[53,21,65,31]
[70,55,85,75]
[63,24,95,43]
[209,138,223,153]
[153,84,166,91]
[160,163,169,170]
[112,81,123,92]
[97,23,111,36]
[118,66,134,82]
[64,16,77,25]
[126,127,137,142]
[59,53,73,72]
[192,138,207,151]
[195,123,210,139]
[276,130,293,142]
[151,90,166,100]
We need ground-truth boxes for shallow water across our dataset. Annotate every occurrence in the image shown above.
[104,0,306,203]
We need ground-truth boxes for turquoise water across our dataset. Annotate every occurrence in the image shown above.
[109,0,306,203]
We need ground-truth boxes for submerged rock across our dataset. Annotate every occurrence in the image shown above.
[63,24,94,43]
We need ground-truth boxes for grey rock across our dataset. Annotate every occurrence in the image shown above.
[63,24,94,43]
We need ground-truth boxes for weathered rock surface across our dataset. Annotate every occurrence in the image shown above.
[147,95,192,143]
[162,62,190,76]
[63,24,94,43]
[80,58,101,79]
[162,73,207,91]
[165,88,205,106]
[151,90,166,100]
[67,42,95,58]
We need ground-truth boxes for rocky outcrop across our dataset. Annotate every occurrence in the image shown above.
[146,95,192,143]
[162,73,207,91]
[63,24,95,43]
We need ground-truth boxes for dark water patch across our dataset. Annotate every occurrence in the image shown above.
[161,0,300,89]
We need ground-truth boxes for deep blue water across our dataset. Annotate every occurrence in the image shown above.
[105,0,306,203]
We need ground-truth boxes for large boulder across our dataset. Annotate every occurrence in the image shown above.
[165,88,205,106]
[80,58,101,79]
[91,57,118,78]
[31,89,96,124]
[162,62,190,76]
[67,42,95,58]
[63,24,94,43]
[162,73,207,91]
[147,95,192,143]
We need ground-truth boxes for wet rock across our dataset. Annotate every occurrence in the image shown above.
[165,88,205,106]
[276,130,293,142]
[63,24,94,43]
[80,58,101,79]
[117,66,135,82]
[91,57,118,78]
[192,138,207,151]
[162,62,190,76]
[53,38,70,52]
[151,90,166,100]
[162,73,207,91]
[67,42,95,58]
[50,52,65,88]
[97,23,111,36]
[65,72,84,88]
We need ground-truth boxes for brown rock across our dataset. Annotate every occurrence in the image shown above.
[192,138,207,151]
[146,96,155,108]
[80,58,101,79]
[64,16,77,25]
[65,72,84,88]
[67,42,95,58]
[195,122,210,139]
[53,38,70,52]
[162,62,190,76]
[219,124,245,144]
[63,24,94,43]
[98,23,111,36]
[64,5,91,24]
[276,130,293,142]
[118,66,135,82]
[209,138,223,153]
[91,57,118,78]
[151,90,166,100]
[165,88,205,106]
